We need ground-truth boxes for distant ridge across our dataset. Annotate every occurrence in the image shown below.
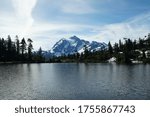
[48,36,108,57]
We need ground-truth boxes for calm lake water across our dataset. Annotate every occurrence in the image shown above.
[0,63,150,100]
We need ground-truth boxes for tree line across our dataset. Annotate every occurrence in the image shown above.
[50,33,150,63]
[1,34,150,64]
[109,33,150,63]
[0,35,45,63]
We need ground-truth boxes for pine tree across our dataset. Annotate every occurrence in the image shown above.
[147,33,150,49]
[83,45,89,59]
[7,35,12,61]
[38,47,42,58]
[15,35,20,55]
[0,38,2,61]
[27,38,33,61]
[20,38,27,60]
[1,38,6,61]
[108,41,113,55]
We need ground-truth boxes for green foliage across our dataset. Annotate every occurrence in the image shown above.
[50,33,150,64]
[27,38,33,61]
[0,35,45,63]
[1,33,150,64]
[32,47,45,62]
[108,41,113,55]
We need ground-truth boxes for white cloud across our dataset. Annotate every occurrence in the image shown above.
[84,12,150,44]
[13,0,37,36]
[25,22,95,50]
[0,0,150,50]
[12,0,36,18]
[0,0,38,49]
[19,12,150,50]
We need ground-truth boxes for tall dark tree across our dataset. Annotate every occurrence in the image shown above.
[113,43,119,54]
[20,38,27,56]
[0,38,2,61]
[83,45,89,59]
[119,39,123,51]
[108,41,113,55]
[139,38,144,49]
[27,38,33,61]
[147,33,150,48]
[38,47,44,61]
[15,35,20,55]
[7,35,12,60]
[133,40,137,50]
[0,38,6,61]
[0,36,37,62]
[38,47,42,58]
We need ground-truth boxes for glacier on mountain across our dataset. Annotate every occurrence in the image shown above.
[49,36,108,57]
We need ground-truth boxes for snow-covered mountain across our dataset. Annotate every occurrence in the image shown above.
[49,36,108,57]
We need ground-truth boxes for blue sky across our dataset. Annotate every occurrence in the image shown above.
[0,0,150,50]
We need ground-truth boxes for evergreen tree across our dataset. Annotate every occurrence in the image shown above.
[108,41,113,55]
[0,38,2,61]
[139,38,144,49]
[27,38,33,61]
[133,40,137,50]
[119,39,123,51]
[7,35,12,61]
[34,47,45,62]
[113,43,119,54]
[83,45,89,59]
[20,38,27,59]
[38,47,42,58]
[147,33,150,48]
[15,35,20,55]
[1,38,6,61]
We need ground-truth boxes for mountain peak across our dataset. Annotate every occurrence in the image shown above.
[70,35,80,40]
[49,36,108,57]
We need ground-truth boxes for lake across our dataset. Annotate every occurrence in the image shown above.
[0,63,150,100]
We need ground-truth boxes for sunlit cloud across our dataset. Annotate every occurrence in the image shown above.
[26,22,96,50]
[84,12,150,44]
[11,0,37,37]
[22,12,150,49]
[0,0,150,50]
[0,0,37,38]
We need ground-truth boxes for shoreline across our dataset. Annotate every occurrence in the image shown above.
[0,61,149,65]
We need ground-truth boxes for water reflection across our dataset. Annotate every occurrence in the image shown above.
[0,63,150,100]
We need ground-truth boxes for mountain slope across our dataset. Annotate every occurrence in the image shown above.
[50,36,108,57]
